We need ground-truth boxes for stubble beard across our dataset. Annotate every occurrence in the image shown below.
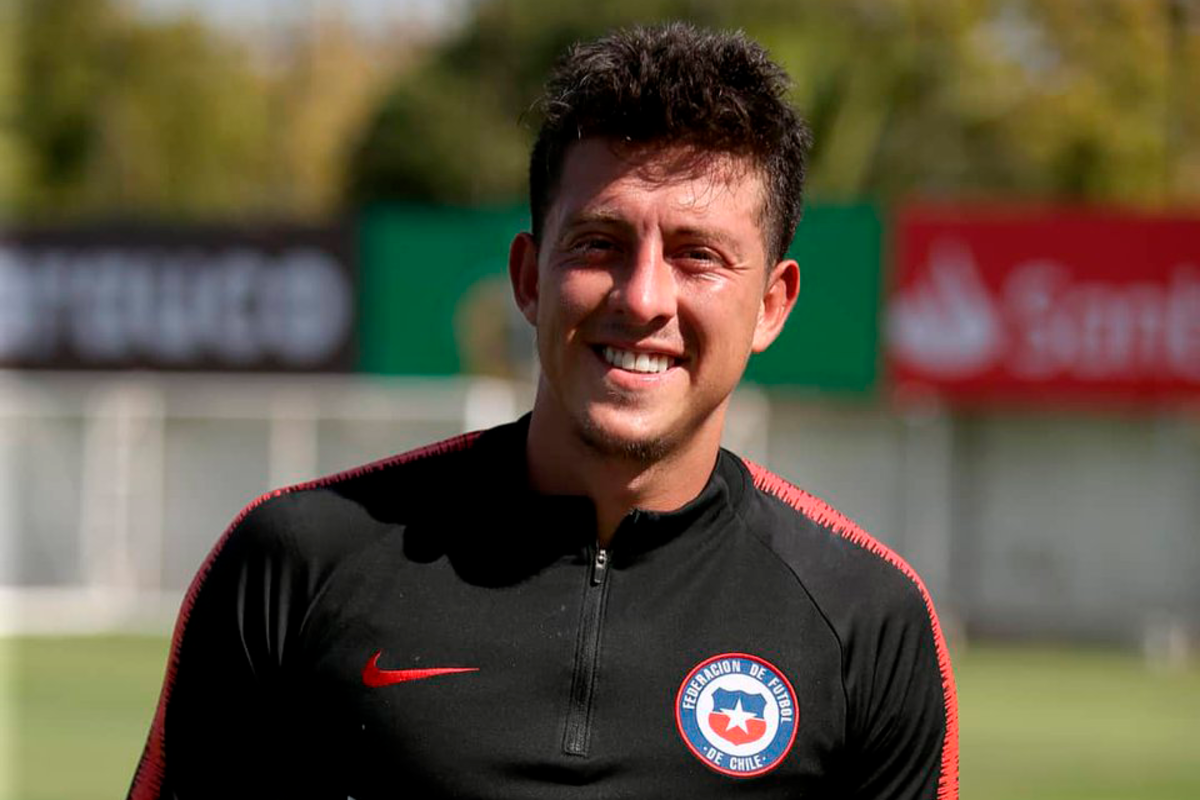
[535,332,680,465]
[573,412,676,465]
[534,330,704,466]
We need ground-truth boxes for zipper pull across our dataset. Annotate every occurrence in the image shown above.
[591,548,609,586]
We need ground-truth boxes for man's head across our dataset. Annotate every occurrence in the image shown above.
[529,23,812,266]
[511,23,809,467]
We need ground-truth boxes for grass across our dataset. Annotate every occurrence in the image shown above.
[1,636,169,800]
[958,645,1200,800]
[2,637,1198,799]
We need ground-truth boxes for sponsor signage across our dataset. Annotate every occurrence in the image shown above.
[358,203,882,392]
[887,207,1200,404]
[0,226,355,371]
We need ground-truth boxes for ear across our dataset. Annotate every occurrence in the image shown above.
[508,231,540,326]
[751,258,800,353]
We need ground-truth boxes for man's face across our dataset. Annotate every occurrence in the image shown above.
[510,138,798,461]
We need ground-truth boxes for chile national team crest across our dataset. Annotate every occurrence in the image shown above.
[675,653,798,777]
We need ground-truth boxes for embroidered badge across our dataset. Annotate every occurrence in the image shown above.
[675,652,798,777]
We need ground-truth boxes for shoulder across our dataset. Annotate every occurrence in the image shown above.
[210,427,491,573]
[170,426,496,663]
[731,456,958,796]
[731,454,939,634]
[729,454,955,702]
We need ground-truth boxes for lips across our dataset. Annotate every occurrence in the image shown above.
[601,345,676,374]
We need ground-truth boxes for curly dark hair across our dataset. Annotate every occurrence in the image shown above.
[529,22,813,265]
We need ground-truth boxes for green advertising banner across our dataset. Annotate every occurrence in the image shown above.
[746,204,882,392]
[358,203,881,393]
[358,205,530,378]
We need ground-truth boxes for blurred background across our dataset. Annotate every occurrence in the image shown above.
[1,0,1199,798]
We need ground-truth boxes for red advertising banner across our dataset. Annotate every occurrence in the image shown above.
[887,206,1200,405]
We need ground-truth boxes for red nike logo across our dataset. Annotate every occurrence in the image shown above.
[362,650,478,688]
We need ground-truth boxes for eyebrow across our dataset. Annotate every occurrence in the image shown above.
[558,208,627,234]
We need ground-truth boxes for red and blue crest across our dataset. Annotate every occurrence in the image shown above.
[675,653,798,777]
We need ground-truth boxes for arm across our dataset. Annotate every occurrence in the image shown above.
[845,578,959,800]
[127,495,337,799]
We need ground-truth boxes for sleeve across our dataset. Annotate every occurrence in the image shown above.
[845,576,959,800]
[126,494,346,799]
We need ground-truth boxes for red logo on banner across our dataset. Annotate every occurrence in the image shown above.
[887,207,1200,404]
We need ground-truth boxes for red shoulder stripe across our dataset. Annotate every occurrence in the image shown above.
[128,431,482,800]
[742,458,960,800]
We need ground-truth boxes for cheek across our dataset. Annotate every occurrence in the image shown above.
[684,282,761,353]
[548,270,610,325]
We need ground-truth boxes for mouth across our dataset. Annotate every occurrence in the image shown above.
[599,345,677,375]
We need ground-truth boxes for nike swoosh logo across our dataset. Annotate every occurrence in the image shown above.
[362,650,478,688]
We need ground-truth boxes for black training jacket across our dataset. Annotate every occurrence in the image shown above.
[129,416,958,799]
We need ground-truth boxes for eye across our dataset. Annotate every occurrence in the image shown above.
[675,246,723,270]
[568,236,620,262]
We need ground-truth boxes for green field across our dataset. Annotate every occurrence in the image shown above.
[2,636,1199,799]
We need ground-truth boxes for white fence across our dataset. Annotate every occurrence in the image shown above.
[2,371,1198,655]
[0,373,528,632]
[0,372,772,634]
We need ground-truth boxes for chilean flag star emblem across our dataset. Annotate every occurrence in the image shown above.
[708,689,768,746]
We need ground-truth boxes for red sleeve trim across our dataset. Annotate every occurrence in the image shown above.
[128,430,482,800]
[742,458,960,800]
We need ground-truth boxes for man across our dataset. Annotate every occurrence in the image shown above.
[130,23,957,799]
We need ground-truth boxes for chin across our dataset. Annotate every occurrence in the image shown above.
[573,409,679,464]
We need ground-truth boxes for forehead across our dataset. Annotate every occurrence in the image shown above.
[547,139,767,235]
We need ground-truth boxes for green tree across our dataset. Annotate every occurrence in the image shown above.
[348,0,1200,208]
[16,0,276,220]
[12,0,405,222]
[0,0,22,218]
[347,0,717,206]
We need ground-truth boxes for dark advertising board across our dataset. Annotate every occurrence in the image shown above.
[1,225,355,372]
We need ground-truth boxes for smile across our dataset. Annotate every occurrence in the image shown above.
[602,346,674,374]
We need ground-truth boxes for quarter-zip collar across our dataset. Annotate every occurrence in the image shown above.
[605,449,744,563]
[466,414,746,563]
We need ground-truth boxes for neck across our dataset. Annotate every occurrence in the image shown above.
[524,386,724,547]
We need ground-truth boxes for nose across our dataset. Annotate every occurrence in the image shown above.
[612,242,677,323]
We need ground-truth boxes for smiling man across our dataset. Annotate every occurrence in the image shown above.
[130,23,957,800]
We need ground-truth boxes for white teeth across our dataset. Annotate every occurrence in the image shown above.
[603,346,672,374]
